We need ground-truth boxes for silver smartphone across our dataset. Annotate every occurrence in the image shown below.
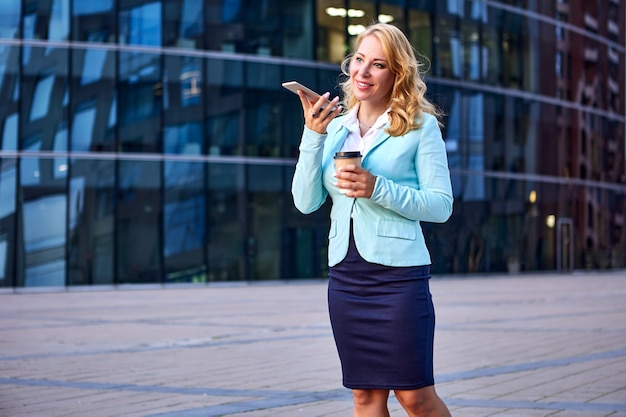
[282,81,337,111]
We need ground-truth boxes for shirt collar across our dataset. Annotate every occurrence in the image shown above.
[340,103,390,133]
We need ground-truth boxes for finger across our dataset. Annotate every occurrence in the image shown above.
[297,90,313,112]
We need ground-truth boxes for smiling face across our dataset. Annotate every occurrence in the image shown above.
[350,35,395,109]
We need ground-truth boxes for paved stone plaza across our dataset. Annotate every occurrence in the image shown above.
[1,271,625,416]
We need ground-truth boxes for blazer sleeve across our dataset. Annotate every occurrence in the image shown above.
[291,126,329,214]
[369,115,453,223]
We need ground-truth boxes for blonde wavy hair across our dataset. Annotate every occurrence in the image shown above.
[339,23,442,136]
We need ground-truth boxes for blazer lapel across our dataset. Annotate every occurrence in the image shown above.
[363,123,392,163]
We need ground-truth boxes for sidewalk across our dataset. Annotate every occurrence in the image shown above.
[1,271,625,417]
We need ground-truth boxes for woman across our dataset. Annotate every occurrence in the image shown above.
[291,23,453,417]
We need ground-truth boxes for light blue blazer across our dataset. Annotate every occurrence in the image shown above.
[292,112,453,267]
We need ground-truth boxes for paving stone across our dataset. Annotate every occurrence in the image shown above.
[1,272,625,416]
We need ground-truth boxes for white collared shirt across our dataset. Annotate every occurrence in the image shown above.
[339,104,390,156]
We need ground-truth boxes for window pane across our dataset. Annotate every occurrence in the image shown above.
[71,47,116,151]
[164,0,204,48]
[118,52,162,152]
[164,56,203,113]
[164,161,206,282]
[206,58,243,156]
[282,1,314,60]
[408,9,432,72]
[2,113,18,151]
[0,1,21,38]
[0,159,17,287]
[205,0,242,52]
[247,164,284,280]
[207,163,244,281]
[18,156,67,287]
[71,0,116,42]
[24,0,70,41]
[119,1,162,46]
[68,159,115,285]
[317,0,347,63]
[21,47,69,152]
[348,0,376,38]
[29,74,56,121]
[117,160,162,284]
[243,0,281,55]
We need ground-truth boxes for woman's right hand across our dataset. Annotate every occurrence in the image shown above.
[299,91,342,134]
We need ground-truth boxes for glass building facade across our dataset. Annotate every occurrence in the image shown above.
[0,0,624,289]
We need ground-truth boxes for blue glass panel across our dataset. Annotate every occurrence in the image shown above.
[119,1,162,46]
[29,75,56,121]
[246,62,280,90]
[207,112,240,155]
[23,0,69,40]
[117,160,162,284]
[1,114,18,151]
[71,46,116,151]
[118,52,161,152]
[163,195,205,256]
[246,164,284,279]
[0,163,16,219]
[68,159,114,285]
[164,123,202,154]
[71,102,96,152]
[73,0,113,15]
[80,50,108,85]
[164,56,202,111]
[164,0,204,48]
[0,159,17,286]
[163,161,206,281]
[207,163,244,281]
[71,0,115,42]
[0,1,21,38]
[19,154,68,287]
[53,123,68,179]
[206,58,243,87]
[49,0,70,40]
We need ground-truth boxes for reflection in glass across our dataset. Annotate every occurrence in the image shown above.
[0,163,16,219]
[164,0,204,48]
[245,101,281,157]
[408,9,432,70]
[72,0,115,42]
[0,238,6,282]
[71,46,116,151]
[0,160,16,287]
[207,164,244,281]
[117,160,162,284]
[247,164,284,279]
[119,1,162,46]
[69,159,114,285]
[80,50,108,85]
[164,56,203,111]
[316,0,347,63]
[0,1,21,38]
[29,75,55,121]
[23,0,69,40]
[281,2,314,59]
[19,167,67,287]
[2,114,18,150]
[118,52,162,152]
[48,0,70,40]
[71,102,96,151]
[164,161,206,282]
[53,122,68,179]
[164,123,202,154]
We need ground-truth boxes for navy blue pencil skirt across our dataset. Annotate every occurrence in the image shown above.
[328,229,435,390]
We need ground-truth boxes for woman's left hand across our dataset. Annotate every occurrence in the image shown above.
[334,165,376,198]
